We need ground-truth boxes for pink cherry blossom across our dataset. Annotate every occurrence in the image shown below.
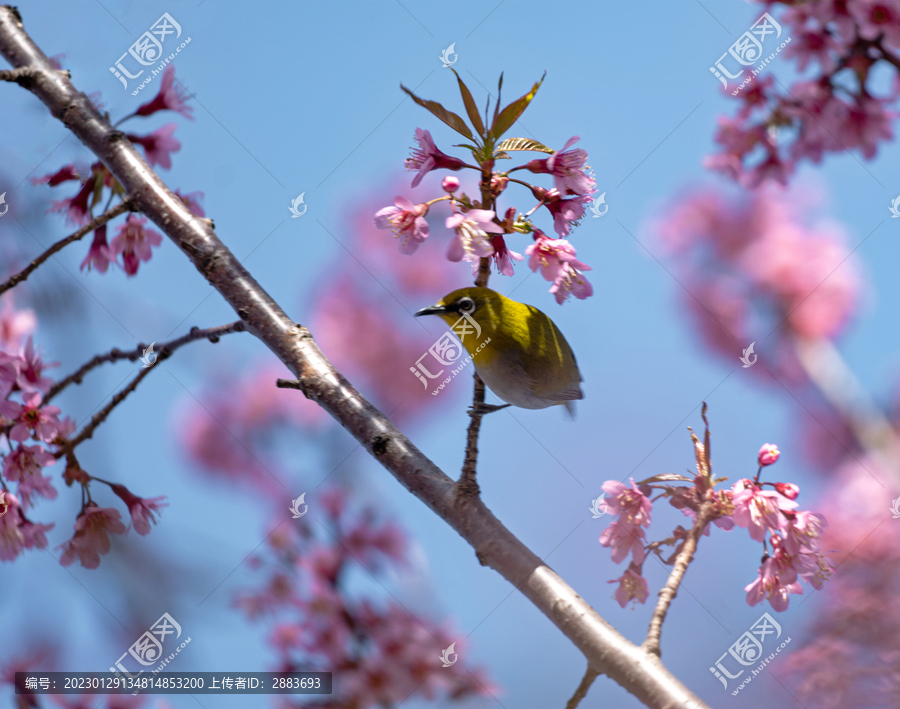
[609,566,650,608]
[80,224,112,273]
[0,493,53,561]
[774,482,799,500]
[30,163,80,187]
[49,173,93,226]
[0,391,62,443]
[781,509,826,555]
[2,443,56,483]
[404,128,465,187]
[0,294,36,351]
[16,468,58,510]
[540,189,592,237]
[15,337,56,394]
[543,136,596,196]
[758,443,780,466]
[488,234,524,276]
[0,354,17,399]
[525,231,588,282]
[127,123,181,169]
[105,215,163,276]
[601,478,653,528]
[441,176,459,192]
[599,520,647,564]
[745,549,803,611]
[374,196,429,254]
[111,484,168,536]
[549,262,594,304]
[732,479,797,542]
[134,65,194,120]
[446,209,502,262]
[58,504,127,569]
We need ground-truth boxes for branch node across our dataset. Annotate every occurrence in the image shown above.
[371,435,390,457]
[276,378,302,390]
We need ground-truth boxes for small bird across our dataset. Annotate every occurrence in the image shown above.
[415,287,584,414]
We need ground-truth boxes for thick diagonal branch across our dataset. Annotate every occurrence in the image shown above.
[0,9,708,708]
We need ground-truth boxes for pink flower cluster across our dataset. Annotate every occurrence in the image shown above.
[654,185,860,368]
[598,478,652,607]
[598,441,834,612]
[235,487,496,708]
[0,325,67,562]
[708,0,900,185]
[31,65,198,278]
[0,297,167,567]
[373,76,597,305]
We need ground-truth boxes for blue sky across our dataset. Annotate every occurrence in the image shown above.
[1,1,898,708]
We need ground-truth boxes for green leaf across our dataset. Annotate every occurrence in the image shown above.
[493,73,504,124]
[493,151,511,159]
[400,84,473,140]
[495,137,554,154]
[450,68,485,139]
[491,71,545,139]
[636,473,695,485]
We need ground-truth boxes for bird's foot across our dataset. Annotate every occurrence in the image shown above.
[468,402,511,416]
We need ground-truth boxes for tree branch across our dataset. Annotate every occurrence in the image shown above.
[0,199,132,297]
[0,9,710,707]
[45,321,244,403]
[793,336,900,488]
[643,499,714,658]
[565,666,599,709]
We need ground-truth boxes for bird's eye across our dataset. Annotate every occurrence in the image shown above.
[457,297,475,314]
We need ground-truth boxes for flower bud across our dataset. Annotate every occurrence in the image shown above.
[526,158,550,174]
[774,482,799,500]
[758,443,780,466]
[441,176,460,193]
[490,173,508,197]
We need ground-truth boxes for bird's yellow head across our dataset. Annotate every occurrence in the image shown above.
[413,287,503,332]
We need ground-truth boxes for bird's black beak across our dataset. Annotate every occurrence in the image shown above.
[414,303,449,317]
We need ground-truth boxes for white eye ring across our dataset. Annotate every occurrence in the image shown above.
[458,297,475,314]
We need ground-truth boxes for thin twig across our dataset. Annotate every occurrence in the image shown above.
[0,65,43,82]
[456,171,496,495]
[458,372,486,497]
[643,498,714,657]
[565,666,599,709]
[0,200,133,296]
[56,360,159,456]
[45,320,244,403]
